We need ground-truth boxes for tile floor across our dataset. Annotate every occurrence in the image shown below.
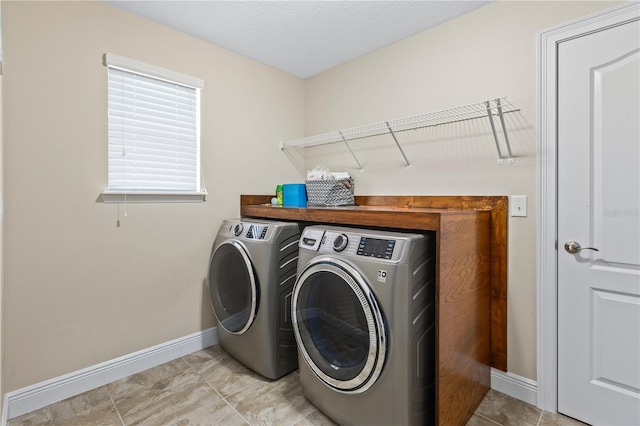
[8,344,585,426]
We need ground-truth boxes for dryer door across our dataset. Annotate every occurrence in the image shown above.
[208,240,259,334]
[292,257,387,393]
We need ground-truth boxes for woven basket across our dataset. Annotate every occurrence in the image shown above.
[305,178,355,207]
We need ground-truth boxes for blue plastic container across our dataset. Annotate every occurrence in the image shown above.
[283,183,307,207]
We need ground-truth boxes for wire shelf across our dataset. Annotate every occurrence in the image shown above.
[279,98,520,169]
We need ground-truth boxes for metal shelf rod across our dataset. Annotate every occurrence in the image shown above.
[486,101,505,164]
[496,99,514,163]
[339,131,364,171]
[386,122,411,170]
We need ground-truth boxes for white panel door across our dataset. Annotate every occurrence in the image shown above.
[557,18,640,426]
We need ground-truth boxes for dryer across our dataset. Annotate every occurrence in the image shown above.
[208,218,300,380]
[292,225,436,426]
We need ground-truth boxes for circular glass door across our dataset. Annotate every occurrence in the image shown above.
[292,258,387,393]
[208,240,259,334]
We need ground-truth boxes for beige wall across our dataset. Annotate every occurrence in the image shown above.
[2,1,304,392]
[304,1,619,380]
[1,58,4,417]
[1,0,624,397]
[1,0,4,408]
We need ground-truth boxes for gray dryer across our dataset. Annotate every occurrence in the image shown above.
[208,218,300,379]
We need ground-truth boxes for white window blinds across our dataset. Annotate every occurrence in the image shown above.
[106,54,204,194]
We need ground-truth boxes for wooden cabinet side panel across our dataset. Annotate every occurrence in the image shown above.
[489,203,508,371]
[436,213,491,426]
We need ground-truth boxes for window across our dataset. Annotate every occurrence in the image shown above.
[102,54,206,203]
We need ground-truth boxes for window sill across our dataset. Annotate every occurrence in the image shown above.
[100,191,207,204]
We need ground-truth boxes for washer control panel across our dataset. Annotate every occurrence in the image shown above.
[333,233,349,252]
[300,227,406,262]
[357,237,396,260]
[299,228,325,251]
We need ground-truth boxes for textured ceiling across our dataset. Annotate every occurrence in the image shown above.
[104,1,492,79]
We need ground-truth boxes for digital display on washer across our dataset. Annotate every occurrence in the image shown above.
[357,237,396,259]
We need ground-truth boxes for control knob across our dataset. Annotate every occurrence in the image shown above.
[233,223,244,236]
[333,234,349,252]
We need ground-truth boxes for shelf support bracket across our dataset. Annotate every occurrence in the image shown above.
[339,131,364,172]
[385,122,411,170]
[495,99,514,164]
[486,101,506,164]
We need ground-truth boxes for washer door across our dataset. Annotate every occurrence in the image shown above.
[208,240,259,334]
[292,257,387,393]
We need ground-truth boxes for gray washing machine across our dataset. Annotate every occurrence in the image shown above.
[208,218,300,380]
[292,225,436,426]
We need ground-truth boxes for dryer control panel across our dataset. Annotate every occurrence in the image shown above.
[226,223,269,240]
[219,219,291,242]
[246,224,269,240]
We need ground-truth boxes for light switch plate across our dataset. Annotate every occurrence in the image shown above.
[511,195,527,217]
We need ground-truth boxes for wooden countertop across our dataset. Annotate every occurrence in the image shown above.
[241,202,487,231]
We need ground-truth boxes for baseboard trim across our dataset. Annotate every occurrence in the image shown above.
[2,335,536,423]
[4,327,218,421]
[491,368,538,407]
[1,394,8,426]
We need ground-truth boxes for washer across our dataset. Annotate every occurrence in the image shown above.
[208,218,300,380]
[292,225,436,426]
